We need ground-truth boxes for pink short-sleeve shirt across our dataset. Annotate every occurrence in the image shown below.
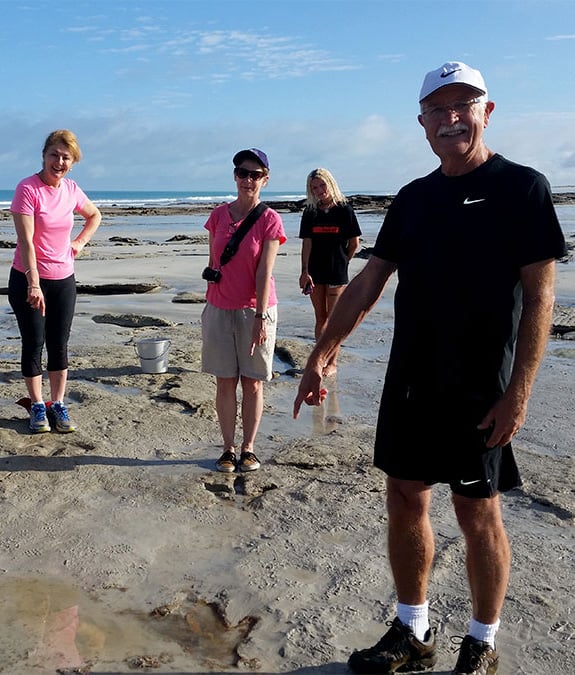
[204,203,287,310]
[11,173,88,280]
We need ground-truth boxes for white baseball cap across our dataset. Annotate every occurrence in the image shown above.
[419,61,488,102]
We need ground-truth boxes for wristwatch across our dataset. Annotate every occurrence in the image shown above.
[254,312,269,319]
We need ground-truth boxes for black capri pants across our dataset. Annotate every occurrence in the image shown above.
[8,268,76,377]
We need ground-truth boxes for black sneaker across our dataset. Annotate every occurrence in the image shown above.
[238,451,261,472]
[215,450,237,473]
[451,635,499,674]
[348,616,437,673]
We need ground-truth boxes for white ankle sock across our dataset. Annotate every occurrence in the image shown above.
[469,617,500,648]
[397,601,430,642]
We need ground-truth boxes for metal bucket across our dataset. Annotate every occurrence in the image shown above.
[135,338,171,374]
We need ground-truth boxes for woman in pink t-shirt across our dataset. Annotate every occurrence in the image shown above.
[201,148,286,473]
[8,129,101,434]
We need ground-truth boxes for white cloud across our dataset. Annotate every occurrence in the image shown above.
[352,115,392,155]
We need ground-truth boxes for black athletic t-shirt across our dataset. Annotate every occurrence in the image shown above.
[298,203,362,285]
[371,154,567,477]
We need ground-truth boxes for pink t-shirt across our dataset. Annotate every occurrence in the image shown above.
[11,173,88,280]
[204,203,287,310]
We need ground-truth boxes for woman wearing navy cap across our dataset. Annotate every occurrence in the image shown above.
[201,148,286,473]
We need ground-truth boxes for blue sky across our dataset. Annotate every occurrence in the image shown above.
[1,0,574,193]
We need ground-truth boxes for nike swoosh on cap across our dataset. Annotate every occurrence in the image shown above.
[440,68,461,78]
[463,197,486,205]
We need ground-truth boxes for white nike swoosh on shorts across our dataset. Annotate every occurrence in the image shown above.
[459,478,491,486]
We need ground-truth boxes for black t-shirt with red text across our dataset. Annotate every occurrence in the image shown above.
[299,203,362,285]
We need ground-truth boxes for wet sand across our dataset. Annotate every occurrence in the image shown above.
[0,211,573,674]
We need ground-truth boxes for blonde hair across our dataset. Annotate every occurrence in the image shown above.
[42,129,82,163]
[305,168,347,208]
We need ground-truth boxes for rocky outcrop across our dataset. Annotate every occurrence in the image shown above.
[91,313,175,327]
[552,305,575,338]
[77,282,162,295]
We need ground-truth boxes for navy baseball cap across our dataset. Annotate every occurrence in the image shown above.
[233,148,269,170]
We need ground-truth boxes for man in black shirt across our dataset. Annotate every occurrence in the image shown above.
[294,61,566,675]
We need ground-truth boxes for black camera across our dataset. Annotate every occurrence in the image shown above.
[202,267,222,283]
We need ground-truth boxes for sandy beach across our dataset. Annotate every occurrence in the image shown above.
[0,203,574,675]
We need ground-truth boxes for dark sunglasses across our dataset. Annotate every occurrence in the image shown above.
[234,167,266,181]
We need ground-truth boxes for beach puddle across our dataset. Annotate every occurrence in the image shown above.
[0,397,21,409]
[265,372,375,441]
[0,576,257,672]
[550,345,575,359]
[273,352,297,380]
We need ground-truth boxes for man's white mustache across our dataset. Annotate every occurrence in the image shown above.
[437,122,468,137]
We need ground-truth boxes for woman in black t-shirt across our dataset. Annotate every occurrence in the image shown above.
[298,168,362,375]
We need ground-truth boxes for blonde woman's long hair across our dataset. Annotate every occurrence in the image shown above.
[305,168,347,209]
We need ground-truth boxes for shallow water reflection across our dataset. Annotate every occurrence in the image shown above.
[0,576,257,673]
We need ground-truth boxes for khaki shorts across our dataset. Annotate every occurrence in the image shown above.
[201,303,277,381]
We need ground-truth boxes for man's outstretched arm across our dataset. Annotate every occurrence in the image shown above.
[293,256,397,418]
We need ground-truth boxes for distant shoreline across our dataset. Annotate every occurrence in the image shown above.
[96,194,396,218]
[96,192,575,217]
[1,192,574,221]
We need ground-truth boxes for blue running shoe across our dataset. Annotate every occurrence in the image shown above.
[50,401,77,433]
[29,402,51,433]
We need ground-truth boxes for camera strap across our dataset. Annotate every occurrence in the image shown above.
[219,202,269,267]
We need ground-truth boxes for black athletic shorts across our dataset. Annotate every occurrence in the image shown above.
[374,389,522,498]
